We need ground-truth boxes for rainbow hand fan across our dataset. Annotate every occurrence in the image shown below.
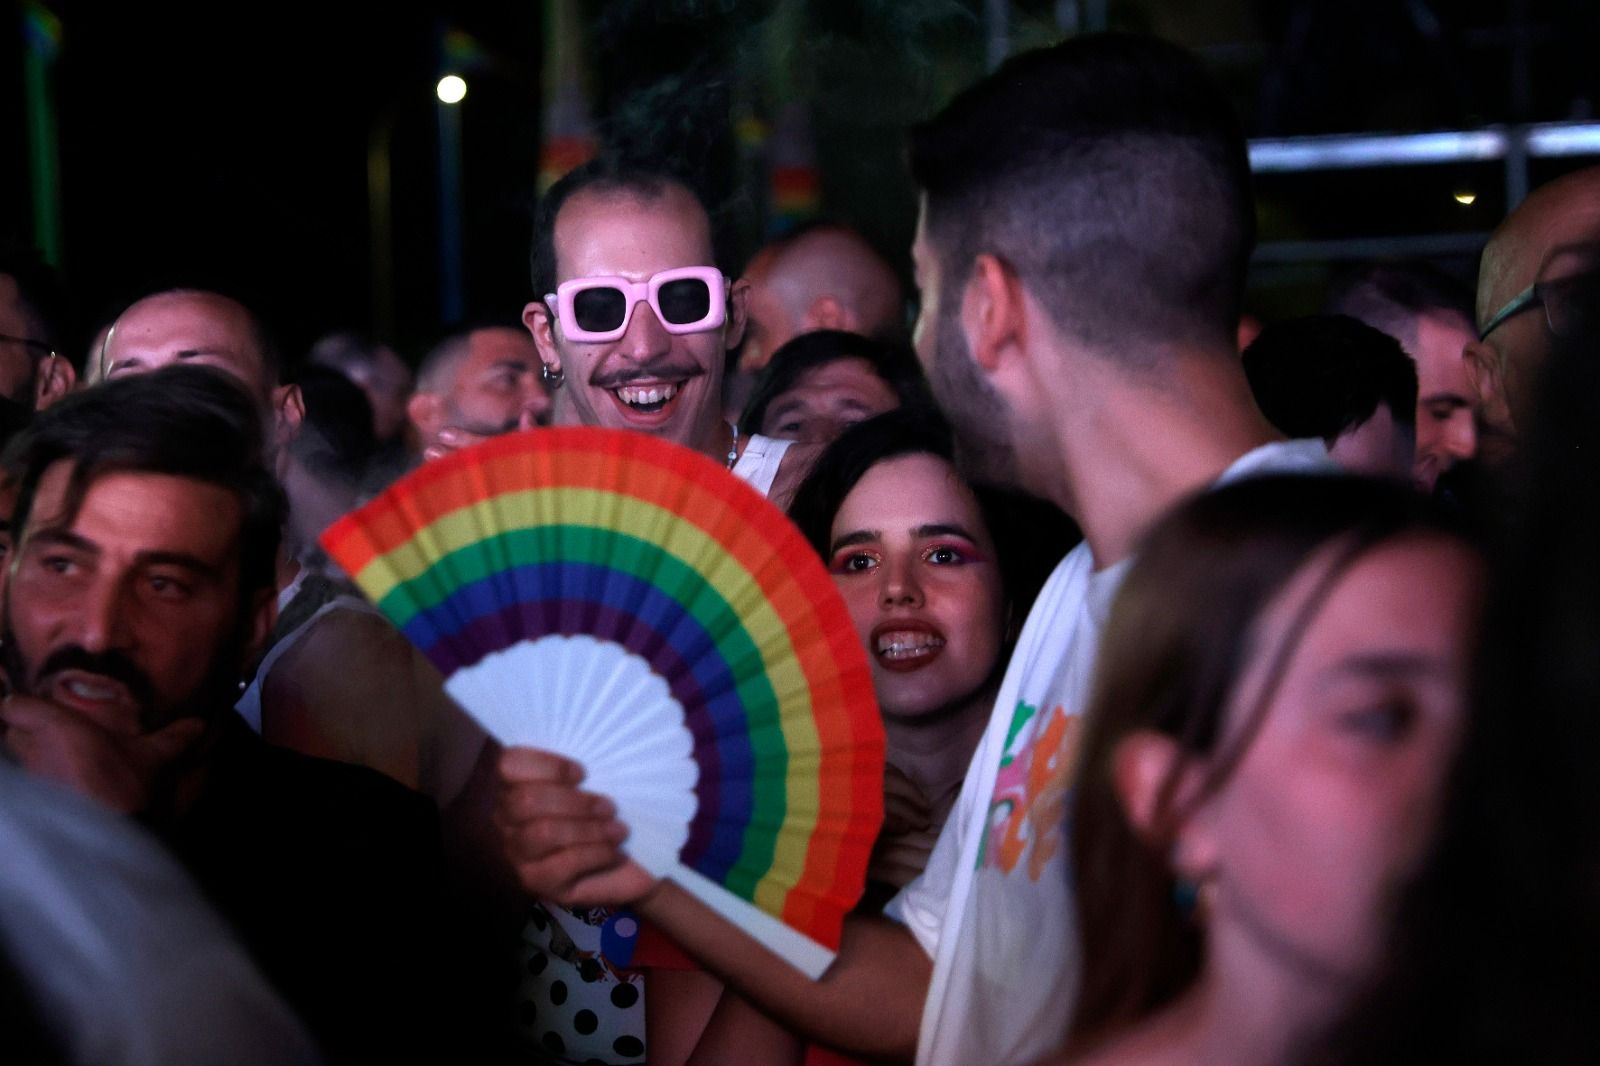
[321,427,884,978]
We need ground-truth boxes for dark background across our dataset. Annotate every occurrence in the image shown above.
[5,0,1599,365]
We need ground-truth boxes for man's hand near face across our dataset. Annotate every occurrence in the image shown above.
[0,694,204,813]
[421,424,495,464]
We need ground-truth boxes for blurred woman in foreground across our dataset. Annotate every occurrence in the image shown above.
[1312,270,1600,1065]
[1056,475,1483,1066]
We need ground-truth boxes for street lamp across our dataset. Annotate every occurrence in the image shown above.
[436,73,467,322]
[436,75,468,105]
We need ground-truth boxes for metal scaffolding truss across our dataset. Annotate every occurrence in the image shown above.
[1248,120,1600,264]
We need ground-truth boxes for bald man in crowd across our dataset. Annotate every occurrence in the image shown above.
[1467,165,1600,465]
[729,224,905,415]
[94,289,305,466]
[739,224,905,372]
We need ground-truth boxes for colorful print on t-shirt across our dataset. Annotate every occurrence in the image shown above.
[977,699,1079,878]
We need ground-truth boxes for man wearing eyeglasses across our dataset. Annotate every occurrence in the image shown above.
[1468,165,1600,463]
[0,251,76,411]
[522,159,813,506]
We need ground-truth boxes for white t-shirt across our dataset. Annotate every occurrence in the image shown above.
[885,439,1331,1066]
[729,431,793,499]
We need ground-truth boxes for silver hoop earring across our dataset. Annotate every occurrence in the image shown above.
[541,364,564,388]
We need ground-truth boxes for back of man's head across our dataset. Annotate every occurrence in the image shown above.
[4,365,285,603]
[307,330,412,443]
[530,157,711,300]
[909,33,1254,361]
[289,365,376,489]
[740,223,904,370]
[1243,314,1419,443]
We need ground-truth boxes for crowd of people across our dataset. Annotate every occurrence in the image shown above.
[1,28,1596,1066]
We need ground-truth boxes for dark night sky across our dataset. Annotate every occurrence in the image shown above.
[8,1,1600,363]
[6,1,546,360]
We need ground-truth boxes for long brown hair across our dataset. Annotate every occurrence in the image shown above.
[1066,474,1469,1053]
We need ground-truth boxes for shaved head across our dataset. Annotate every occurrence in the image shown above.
[1478,167,1600,326]
[739,224,903,371]
[95,289,302,464]
[1470,165,1600,455]
[98,290,279,399]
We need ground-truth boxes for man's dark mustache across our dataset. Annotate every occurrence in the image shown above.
[590,362,705,390]
[34,645,157,708]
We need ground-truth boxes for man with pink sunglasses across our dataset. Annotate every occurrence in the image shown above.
[506,160,823,1062]
[521,160,815,506]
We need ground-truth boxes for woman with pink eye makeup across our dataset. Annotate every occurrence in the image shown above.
[787,407,1078,901]
[671,410,1075,1066]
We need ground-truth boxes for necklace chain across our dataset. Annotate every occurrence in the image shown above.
[726,423,740,470]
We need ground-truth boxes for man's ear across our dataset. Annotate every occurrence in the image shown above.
[724,278,751,351]
[33,354,75,410]
[271,383,304,449]
[524,300,563,377]
[406,391,445,443]
[245,585,278,664]
[802,294,851,333]
[1111,730,1217,878]
[961,253,1027,373]
[1463,339,1503,410]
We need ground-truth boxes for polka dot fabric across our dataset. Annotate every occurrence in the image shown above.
[516,903,646,1065]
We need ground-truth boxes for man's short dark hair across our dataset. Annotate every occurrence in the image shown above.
[529,157,711,300]
[738,329,932,436]
[1325,260,1476,350]
[908,33,1254,359]
[1243,314,1420,443]
[414,318,525,395]
[3,365,285,604]
[290,365,375,488]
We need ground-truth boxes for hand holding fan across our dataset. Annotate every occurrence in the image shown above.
[321,427,885,977]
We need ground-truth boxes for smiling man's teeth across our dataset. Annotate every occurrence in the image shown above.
[876,632,946,659]
[616,383,679,407]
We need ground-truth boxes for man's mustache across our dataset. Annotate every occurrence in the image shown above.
[590,361,705,390]
[33,645,157,708]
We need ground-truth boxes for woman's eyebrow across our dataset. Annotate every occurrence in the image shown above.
[913,522,978,540]
[828,529,879,554]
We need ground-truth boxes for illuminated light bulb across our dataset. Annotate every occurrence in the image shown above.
[437,75,468,105]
